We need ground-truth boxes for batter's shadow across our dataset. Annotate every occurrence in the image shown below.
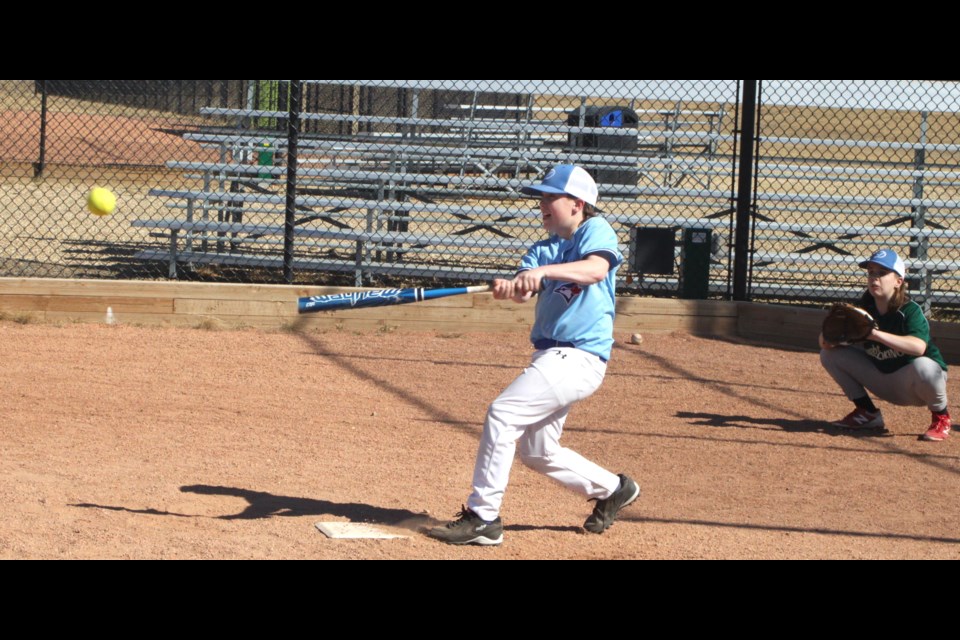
[74,486,591,536]
[676,411,893,438]
[183,485,435,524]
[73,484,436,531]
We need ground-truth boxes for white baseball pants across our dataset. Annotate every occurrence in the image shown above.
[467,347,621,521]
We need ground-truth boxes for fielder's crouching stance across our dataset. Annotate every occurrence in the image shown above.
[820,249,951,442]
[427,165,639,546]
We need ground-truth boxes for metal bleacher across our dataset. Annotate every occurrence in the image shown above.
[134,83,728,286]
[132,80,960,309]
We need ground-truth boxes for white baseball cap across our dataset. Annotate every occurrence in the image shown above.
[520,164,601,210]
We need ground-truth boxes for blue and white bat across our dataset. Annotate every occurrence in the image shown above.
[297,284,492,314]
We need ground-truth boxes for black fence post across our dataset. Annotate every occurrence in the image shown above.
[33,80,48,178]
[733,80,758,301]
[283,80,301,284]
[277,80,289,133]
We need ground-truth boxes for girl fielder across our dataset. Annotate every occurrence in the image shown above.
[820,248,951,441]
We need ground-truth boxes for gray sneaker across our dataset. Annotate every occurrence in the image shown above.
[583,474,640,534]
[426,506,503,546]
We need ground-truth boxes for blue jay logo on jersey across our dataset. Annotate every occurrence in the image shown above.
[554,283,583,304]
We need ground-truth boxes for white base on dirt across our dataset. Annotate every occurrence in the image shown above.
[315,521,408,539]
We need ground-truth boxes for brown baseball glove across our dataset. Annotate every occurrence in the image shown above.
[822,302,877,345]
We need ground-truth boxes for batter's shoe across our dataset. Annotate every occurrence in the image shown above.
[921,412,951,442]
[584,474,640,534]
[830,408,885,430]
[426,506,503,546]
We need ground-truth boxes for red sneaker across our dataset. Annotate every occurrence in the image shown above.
[921,412,951,442]
[830,408,885,430]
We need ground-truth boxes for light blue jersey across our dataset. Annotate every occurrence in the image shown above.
[519,216,623,361]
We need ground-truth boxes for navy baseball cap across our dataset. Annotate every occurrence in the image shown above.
[521,164,601,210]
[859,249,905,277]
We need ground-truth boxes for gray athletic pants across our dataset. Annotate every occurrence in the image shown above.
[820,346,948,412]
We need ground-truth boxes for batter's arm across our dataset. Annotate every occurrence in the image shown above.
[513,255,610,295]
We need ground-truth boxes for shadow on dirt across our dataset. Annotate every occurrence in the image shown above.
[677,410,859,436]
[673,410,960,474]
[621,514,960,545]
[294,330,481,438]
[505,524,582,534]
[72,486,588,536]
[73,484,433,530]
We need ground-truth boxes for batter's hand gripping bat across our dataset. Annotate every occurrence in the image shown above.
[297,284,492,314]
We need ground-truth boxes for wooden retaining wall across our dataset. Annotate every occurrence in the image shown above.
[2,278,959,363]
[737,301,960,364]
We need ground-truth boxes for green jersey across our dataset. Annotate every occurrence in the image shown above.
[857,293,947,373]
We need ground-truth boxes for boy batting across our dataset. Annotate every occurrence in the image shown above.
[427,164,639,546]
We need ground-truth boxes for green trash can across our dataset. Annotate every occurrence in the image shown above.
[257,142,274,179]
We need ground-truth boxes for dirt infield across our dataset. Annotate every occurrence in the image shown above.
[1,320,958,559]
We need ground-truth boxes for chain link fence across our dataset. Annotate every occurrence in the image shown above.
[2,79,959,317]
[0,80,244,278]
[752,81,960,315]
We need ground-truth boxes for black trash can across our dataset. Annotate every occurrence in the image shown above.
[566,106,639,185]
[629,227,675,275]
[680,228,712,299]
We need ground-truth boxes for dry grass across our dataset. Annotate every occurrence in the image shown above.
[194,317,228,331]
[0,80,217,123]
[0,310,37,324]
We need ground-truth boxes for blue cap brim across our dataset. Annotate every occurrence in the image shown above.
[520,185,566,196]
[858,258,902,275]
[519,185,604,212]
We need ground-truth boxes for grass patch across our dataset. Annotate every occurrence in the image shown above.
[278,320,305,334]
[194,317,227,331]
[10,312,37,324]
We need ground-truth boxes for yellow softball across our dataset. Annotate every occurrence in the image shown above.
[87,187,116,216]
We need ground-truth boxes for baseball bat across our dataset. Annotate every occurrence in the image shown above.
[297,283,492,314]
